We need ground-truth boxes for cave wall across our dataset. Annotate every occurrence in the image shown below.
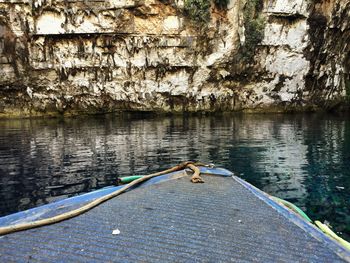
[0,0,349,117]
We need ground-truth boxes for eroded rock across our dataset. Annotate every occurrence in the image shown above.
[0,0,349,117]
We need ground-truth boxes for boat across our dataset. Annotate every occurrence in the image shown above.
[0,164,349,262]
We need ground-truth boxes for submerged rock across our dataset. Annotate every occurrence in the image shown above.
[0,0,349,117]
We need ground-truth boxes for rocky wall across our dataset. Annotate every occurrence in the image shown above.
[0,0,349,117]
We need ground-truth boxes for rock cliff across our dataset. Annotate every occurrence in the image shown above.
[0,0,349,117]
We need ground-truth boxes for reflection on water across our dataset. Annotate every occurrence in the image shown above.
[0,113,349,239]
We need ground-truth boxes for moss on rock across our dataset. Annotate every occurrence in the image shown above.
[240,0,265,62]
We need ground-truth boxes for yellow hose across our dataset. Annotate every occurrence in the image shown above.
[271,196,350,251]
[315,221,350,250]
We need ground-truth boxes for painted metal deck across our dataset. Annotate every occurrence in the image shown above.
[0,171,349,262]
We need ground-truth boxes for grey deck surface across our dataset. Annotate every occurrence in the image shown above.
[0,175,347,262]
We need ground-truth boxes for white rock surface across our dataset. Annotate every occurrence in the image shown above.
[264,0,308,17]
[0,0,348,117]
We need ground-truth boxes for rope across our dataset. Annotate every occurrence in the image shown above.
[0,161,203,236]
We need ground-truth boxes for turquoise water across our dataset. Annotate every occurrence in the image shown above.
[0,113,349,239]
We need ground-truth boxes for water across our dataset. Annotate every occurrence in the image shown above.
[0,113,349,240]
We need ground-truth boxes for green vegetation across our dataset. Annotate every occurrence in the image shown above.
[183,0,264,57]
[241,0,265,61]
[184,0,211,25]
[184,0,228,25]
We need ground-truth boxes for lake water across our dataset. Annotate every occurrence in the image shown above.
[0,113,349,240]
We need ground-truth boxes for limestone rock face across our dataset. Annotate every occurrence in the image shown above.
[0,0,349,117]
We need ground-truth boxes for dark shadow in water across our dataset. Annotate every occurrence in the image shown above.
[0,113,349,239]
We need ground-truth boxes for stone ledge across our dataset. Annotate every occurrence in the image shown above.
[264,0,308,18]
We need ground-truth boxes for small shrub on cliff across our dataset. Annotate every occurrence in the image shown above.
[241,0,265,61]
[184,0,228,25]
[184,0,211,25]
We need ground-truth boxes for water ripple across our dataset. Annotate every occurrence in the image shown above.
[0,113,349,239]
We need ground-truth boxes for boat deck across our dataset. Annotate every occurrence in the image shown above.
[0,172,349,262]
